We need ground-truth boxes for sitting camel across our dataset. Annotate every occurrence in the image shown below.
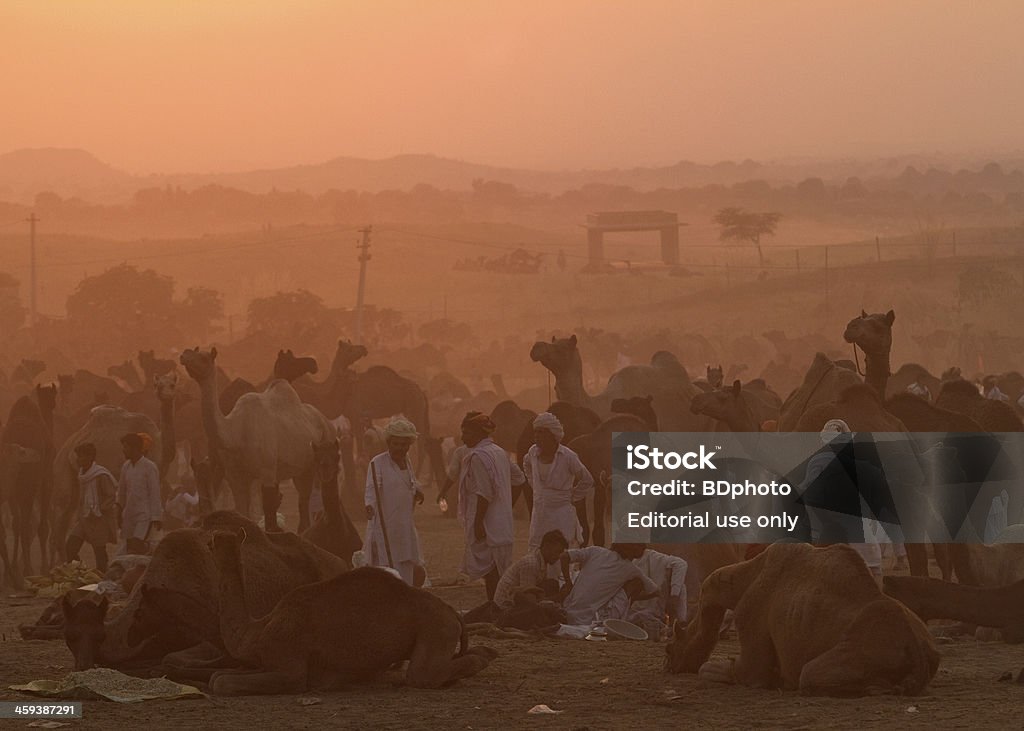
[884,575,1024,644]
[208,531,497,695]
[61,512,348,672]
[666,543,939,696]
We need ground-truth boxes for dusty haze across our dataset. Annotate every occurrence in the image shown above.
[3,0,1024,172]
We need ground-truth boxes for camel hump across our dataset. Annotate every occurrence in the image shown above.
[263,379,304,406]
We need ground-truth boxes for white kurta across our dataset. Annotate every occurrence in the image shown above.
[458,438,515,580]
[631,549,688,621]
[117,456,162,542]
[364,452,423,583]
[523,444,593,549]
[562,546,658,626]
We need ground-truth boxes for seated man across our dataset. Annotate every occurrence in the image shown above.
[629,548,688,631]
[464,530,568,625]
[559,543,659,626]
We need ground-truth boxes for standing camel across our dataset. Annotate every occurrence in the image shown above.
[179,347,333,533]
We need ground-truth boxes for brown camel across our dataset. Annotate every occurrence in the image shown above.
[691,381,781,432]
[568,413,649,547]
[208,531,496,695]
[272,349,319,382]
[138,350,176,386]
[299,437,362,564]
[666,543,939,696]
[530,335,706,431]
[843,309,895,398]
[883,575,1024,643]
[107,360,144,392]
[610,395,659,429]
[62,511,348,672]
[2,394,54,581]
[795,383,906,432]
[777,353,862,431]
[936,379,1023,432]
[0,443,42,587]
[291,339,368,419]
[886,363,941,401]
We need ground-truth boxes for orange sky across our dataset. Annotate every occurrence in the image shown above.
[2,0,1023,173]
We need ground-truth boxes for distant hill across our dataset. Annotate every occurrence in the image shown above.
[0,148,135,203]
[1,147,1022,204]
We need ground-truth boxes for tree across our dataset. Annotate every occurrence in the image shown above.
[66,264,179,351]
[246,289,327,338]
[0,272,27,333]
[713,207,782,268]
[177,286,224,342]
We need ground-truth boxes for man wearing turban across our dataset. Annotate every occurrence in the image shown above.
[364,416,426,585]
[458,411,517,601]
[523,412,594,551]
[116,432,162,554]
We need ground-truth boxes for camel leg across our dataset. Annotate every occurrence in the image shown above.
[37,479,52,571]
[227,475,251,519]
[260,484,282,532]
[405,638,493,688]
[732,620,782,689]
[904,544,929,577]
[932,544,952,581]
[294,473,313,534]
[210,661,307,696]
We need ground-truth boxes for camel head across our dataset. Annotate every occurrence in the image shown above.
[706,364,724,389]
[665,614,719,674]
[154,371,178,401]
[62,592,109,671]
[691,380,744,420]
[274,349,319,382]
[843,310,895,356]
[312,437,341,485]
[530,334,580,375]
[336,340,368,369]
[35,382,58,411]
[179,347,217,382]
[611,395,658,430]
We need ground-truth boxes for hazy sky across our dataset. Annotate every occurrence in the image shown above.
[3,1,1023,173]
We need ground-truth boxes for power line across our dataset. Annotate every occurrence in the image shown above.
[3,224,363,273]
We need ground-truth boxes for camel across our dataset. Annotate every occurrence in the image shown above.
[488,400,536,456]
[49,406,162,563]
[2,394,55,580]
[666,543,939,696]
[62,511,349,672]
[271,349,319,382]
[529,335,706,431]
[843,310,895,398]
[208,531,496,695]
[610,395,659,429]
[180,347,334,533]
[690,381,782,432]
[291,339,368,419]
[299,437,362,564]
[935,379,1023,432]
[777,353,862,431]
[884,575,1024,643]
[0,443,42,587]
[886,363,941,401]
[137,350,176,386]
[568,413,650,547]
[795,383,906,432]
[650,543,746,620]
[107,360,144,392]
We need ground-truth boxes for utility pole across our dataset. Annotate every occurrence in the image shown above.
[354,225,372,343]
[27,213,38,327]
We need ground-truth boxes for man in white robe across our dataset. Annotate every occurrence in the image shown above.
[115,432,162,555]
[559,543,658,626]
[364,417,425,586]
[523,412,593,550]
[630,548,688,630]
[458,411,516,601]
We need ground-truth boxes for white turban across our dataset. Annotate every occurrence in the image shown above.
[383,417,419,440]
[820,419,851,444]
[533,412,565,441]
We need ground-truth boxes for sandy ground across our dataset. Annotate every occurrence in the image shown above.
[1,510,1023,730]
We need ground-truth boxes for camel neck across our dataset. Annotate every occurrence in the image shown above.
[552,360,590,406]
[862,349,891,399]
[215,553,263,664]
[196,373,229,450]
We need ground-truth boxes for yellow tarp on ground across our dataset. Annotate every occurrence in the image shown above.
[11,668,205,703]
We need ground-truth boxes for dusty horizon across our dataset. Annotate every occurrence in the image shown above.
[4,1,1023,174]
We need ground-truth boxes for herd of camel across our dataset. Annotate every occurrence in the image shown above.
[3,306,1024,696]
